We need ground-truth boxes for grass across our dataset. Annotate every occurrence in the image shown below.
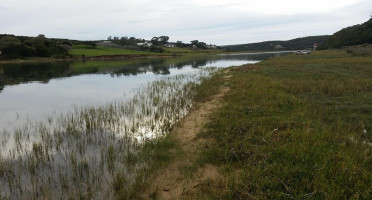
[194,49,372,199]
[69,46,156,56]
[164,47,196,53]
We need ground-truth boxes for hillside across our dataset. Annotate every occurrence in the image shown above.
[319,18,372,49]
[222,35,330,52]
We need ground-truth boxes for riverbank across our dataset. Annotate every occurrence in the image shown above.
[138,49,372,199]
[0,45,225,64]
[0,54,173,64]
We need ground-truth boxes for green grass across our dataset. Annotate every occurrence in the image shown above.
[69,46,155,56]
[69,45,224,57]
[195,49,372,199]
[112,133,180,199]
[164,47,224,54]
[164,47,196,53]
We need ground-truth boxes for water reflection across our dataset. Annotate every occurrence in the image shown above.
[0,52,290,199]
[0,52,288,89]
[0,52,289,130]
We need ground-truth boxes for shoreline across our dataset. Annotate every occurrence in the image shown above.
[0,54,176,64]
[0,50,298,64]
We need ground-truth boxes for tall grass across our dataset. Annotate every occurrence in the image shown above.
[0,68,220,199]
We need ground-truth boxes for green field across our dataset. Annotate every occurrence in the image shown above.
[163,47,223,53]
[188,50,372,199]
[69,45,224,57]
[163,47,196,53]
[69,46,156,56]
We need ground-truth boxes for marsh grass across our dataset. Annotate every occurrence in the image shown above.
[0,67,220,199]
[196,50,372,199]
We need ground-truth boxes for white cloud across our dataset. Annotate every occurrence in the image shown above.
[0,0,371,45]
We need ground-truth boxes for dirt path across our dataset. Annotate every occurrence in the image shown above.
[140,71,231,200]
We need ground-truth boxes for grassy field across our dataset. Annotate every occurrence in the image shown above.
[190,49,372,199]
[69,46,156,56]
[163,47,224,54]
[70,45,224,57]
[164,47,196,53]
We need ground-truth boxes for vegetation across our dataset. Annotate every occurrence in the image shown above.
[69,45,157,57]
[0,34,69,59]
[191,50,372,199]
[223,35,330,52]
[0,68,220,199]
[0,34,220,60]
[319,18,372,49]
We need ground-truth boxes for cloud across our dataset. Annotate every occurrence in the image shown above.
[1,0,371,45]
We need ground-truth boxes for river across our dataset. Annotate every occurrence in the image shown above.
[0,52,288,131]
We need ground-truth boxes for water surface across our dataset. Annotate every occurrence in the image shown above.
[0,52,290,199]
[0,52,288,131]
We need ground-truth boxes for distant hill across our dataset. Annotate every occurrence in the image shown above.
[319,18,372,49]
[222,35,330,52]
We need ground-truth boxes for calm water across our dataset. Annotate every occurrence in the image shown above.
[0,52,287,131]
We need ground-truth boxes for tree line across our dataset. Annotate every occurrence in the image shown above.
[0,34,69,59]
[107,35,214,49]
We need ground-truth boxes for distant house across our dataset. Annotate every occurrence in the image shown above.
[96,41,121,48]
[137,41,153,47]
[274,45,283,49]
[206,44,217,49]
[164,43,176,48]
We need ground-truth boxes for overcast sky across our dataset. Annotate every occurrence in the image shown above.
[1,0,371,45]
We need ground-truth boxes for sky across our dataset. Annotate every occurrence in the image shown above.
[0,0,371,45]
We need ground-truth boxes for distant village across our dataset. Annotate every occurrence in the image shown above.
[105,35,219,49]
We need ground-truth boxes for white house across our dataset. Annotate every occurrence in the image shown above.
[206,44,218,49]
[164,43,176,48]
[274,45,283,49]
[137,41,153,47]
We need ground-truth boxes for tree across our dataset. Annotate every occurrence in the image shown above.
[197,42,207,49]
[107,36,112,41]
[190,40,199,46]
[176,41,183,47]
[0,36,20,48]
[159,36,169,45]
[151,37,160,46]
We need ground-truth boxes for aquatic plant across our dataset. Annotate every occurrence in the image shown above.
[0,67,220,199]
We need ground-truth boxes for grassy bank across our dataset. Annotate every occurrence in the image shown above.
[192,50,372,199]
